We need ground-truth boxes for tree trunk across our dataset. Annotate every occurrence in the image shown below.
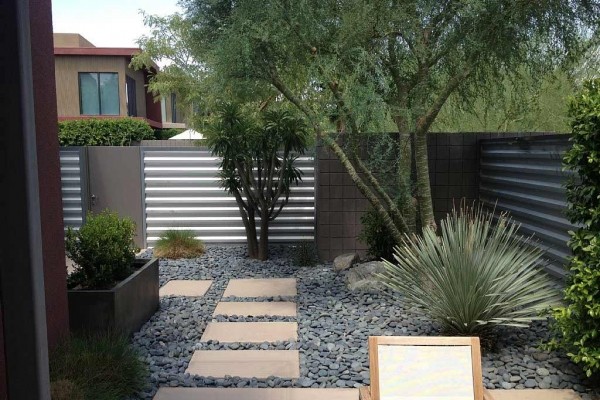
[258,216,269,261]
[414,132,436,230]
[392,110,417,234]
[246,209,259,259]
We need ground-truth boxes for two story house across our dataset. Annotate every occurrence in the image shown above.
[53,33,185,129]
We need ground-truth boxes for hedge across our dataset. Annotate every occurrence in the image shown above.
[58,118,154,146]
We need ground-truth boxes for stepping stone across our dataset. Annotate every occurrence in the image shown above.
[223,278,297,297]
[186,350,300,378]
[212,301,297,317]
[487,389,580,400]
[200,322,297,343]
[160,280,212,297]
[153,387,358,400]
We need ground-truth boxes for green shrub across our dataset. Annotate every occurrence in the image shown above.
[380,206,560,337]
[58,118,154,146]
[292,242,318,266]
[359,207,398,261]
[66,210,137,289]
[154,230,205,259]
[547,79,600,377]
[49,332,146,400]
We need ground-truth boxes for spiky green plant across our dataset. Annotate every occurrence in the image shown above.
[154,230,205,259]
[380,206,560,336]
[49,332,146,400]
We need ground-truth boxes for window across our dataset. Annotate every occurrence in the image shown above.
[79,72,119,115]
[171,93,177,123]
[125,76,137,117]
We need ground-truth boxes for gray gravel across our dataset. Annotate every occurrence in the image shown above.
[131,246,598,399]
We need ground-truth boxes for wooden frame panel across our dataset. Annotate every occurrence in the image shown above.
[368,336,483,400]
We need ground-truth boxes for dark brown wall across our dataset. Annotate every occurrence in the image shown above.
[316,132,555,261]
[30,0,70,349]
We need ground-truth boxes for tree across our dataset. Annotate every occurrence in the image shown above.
[206,104,309,260]
[135,0,599,244]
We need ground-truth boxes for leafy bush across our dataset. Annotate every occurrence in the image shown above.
[547,79,600,377]
[292,242,318,267]
[58,118,154,146]
[153,230,205,259]
[359,207,398,261]
[49,332,146,400]
[66,210,137,289]
[380,206,560,337]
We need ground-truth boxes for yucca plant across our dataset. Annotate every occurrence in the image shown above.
[154,230,205,259]
[380,206,560,337]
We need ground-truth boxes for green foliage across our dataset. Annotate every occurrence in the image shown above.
[49,332,146,400]
[547,79,600,377]
[433,71,574,133]
[359,207,398,261]
[50,380,84,400]
[154,230,205,259]
[66,210,137,290]
[58,118,154,146]
[380,206,560,337]
[292,242,319,267]
[206,103,309,259]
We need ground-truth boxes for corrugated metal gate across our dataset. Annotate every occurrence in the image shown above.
[142,148,316,247]
[479,135,576,278]
[59,148,87,231]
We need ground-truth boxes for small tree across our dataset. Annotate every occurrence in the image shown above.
[206,104,309,260]
[548,79,600,377]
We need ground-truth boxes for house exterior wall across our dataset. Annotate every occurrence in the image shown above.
[125,60,147,118]
[53,33,95,48]
[55,55,128,117]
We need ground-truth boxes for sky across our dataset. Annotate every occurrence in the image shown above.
[51,0,183,48]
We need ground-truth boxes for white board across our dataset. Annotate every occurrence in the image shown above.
[377,344,475,400]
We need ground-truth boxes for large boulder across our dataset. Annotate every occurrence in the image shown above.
[333,253,360,272]
[346,261,387,293]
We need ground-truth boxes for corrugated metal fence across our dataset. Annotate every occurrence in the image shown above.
[59,148,87,231]
[479,135,576,278]
[142,148,316,247]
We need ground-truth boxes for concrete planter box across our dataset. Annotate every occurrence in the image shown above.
[68,258,159,336]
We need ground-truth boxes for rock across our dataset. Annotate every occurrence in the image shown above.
[524,379,537,388]
[333,253,360,272]
[532,352,550,362]
[346,261,386,292]
[501,382,513,390]
[536,367,550,376]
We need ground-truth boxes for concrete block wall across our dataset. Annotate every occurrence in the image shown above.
[316,132,557,261]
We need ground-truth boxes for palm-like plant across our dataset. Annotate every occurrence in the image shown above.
[380,206,560,336]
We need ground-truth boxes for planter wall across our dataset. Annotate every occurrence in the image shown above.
[68,258,159,336]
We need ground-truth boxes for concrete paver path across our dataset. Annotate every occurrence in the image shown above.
[185,350,300,379]
[200,321,298,343]
[160,280,213,297]
[153,388,359,400]
[222,278,297,297]
[212,301,297,317]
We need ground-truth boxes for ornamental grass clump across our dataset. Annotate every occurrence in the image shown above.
[153,230,205,259]
[49,332,146,400]
[380,206,560,337]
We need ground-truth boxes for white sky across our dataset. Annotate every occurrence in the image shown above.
[51,0,183,48]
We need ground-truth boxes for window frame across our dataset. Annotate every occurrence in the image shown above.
[78,72,120,116]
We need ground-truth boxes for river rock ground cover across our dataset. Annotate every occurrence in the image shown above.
[132,246,597,399]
